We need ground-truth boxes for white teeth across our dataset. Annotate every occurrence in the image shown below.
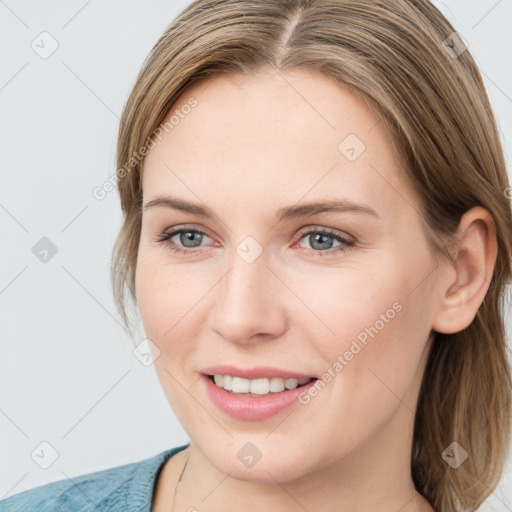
[270,377,285,392]
[284,378,298,389]
[212,375,313,394]
[249,378,269,395]
[223,375,233,391]
[231,377,250,393]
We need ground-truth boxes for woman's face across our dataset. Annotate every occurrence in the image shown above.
[136,69,444,482]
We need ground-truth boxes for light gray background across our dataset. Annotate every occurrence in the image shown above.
[1,0,511,509]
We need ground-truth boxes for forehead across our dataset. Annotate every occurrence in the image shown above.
[142,70,419,223]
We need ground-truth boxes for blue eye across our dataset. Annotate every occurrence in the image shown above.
[155,225,355,256]
[295,228,355,255]
[155,226,212,254]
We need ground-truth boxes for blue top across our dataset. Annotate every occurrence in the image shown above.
[0,443,190,512]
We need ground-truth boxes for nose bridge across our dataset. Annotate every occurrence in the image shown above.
[210,245,286,343]
[224,256,264,304]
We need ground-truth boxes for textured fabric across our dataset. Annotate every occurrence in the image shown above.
[0,443,190,512]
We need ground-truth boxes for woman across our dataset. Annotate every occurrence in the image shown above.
[2,0,511,511]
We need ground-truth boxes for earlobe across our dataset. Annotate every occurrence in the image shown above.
[431,207,497,334]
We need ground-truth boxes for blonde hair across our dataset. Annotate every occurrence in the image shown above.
[111,1,512,510]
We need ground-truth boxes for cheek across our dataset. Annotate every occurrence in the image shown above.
[300,256,433,401]
[135,250,197,336]
[288,260,411,357]
[135,252,219,376]
[135,255,206,415]
[294,279,433,457]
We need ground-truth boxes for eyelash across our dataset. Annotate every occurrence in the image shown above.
[154,224,355,257]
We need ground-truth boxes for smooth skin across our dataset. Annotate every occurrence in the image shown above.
[135,68,497,512]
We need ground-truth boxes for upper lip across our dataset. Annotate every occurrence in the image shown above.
[201,364,316,380]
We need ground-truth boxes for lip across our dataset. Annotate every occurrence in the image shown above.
[202,373,318,421]
[201,364,316,380]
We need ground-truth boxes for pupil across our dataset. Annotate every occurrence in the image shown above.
[311,233,333,250]
[181,231,201,247]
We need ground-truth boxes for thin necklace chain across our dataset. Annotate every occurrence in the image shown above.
[169,453,428,512]
[171,451,190,512]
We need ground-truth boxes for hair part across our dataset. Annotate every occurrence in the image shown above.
[111,1,512,509]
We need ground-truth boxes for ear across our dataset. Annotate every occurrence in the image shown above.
[432,206,498,334]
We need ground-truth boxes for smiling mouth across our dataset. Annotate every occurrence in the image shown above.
[206,374,317,396]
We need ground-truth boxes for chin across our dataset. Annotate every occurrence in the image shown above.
[203,442,313,484]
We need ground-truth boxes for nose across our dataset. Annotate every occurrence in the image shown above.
[209,250,288,345]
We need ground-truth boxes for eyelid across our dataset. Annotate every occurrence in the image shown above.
[294,225,355,244]
[156,223,356,255]
[159,224,354,241]
[160,224,214,240]
[155,224,214,245]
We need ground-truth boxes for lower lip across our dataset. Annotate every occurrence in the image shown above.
[202,374,317,421]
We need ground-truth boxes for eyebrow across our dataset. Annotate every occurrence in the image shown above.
[143,195,379,220]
